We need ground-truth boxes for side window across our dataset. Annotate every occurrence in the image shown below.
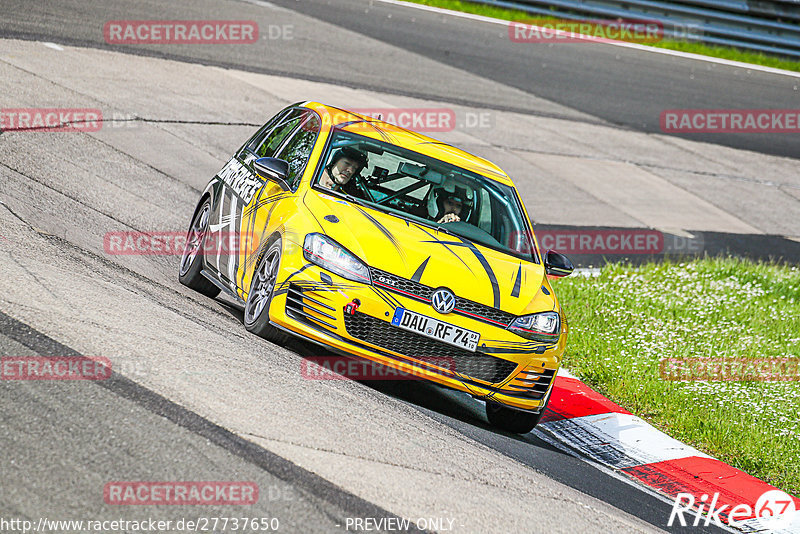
[250,109,304,158]
[274,113,321,187]
[478,189,492,233]
[243,109,288,155]
[500,214,511,248]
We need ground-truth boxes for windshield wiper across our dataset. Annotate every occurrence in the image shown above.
[343,193,369,208]
[431,223,475,246]
[434,224,455,237]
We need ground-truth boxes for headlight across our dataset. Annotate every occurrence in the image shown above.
[303,233,371,284]
[508,311,560,342]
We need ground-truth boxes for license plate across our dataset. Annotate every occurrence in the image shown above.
[391,308,480,351]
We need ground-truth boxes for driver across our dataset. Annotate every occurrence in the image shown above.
[318,146,368,196]
[428,178,474,224]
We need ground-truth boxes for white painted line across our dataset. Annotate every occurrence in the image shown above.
[556,367,578,379]
[374,0,800,79]
[238,0,281,9]
[539,412,711,469]
[42,42,64,51]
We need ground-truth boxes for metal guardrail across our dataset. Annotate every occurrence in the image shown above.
[472,0,800,58]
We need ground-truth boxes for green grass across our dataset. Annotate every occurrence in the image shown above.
[406,0,800,72]
[552,258,800,495]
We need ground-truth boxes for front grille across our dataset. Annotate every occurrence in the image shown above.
[453,298,515,326]
[343,311,517,384]
[370,267,516,327]
[371,269,433,300]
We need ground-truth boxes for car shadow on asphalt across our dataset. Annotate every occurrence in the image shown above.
[216,298,565,453]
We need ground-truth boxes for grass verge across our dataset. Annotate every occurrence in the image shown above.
[552,258,800,494]
[404,0,800,73]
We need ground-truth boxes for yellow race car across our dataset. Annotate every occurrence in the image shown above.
[179,102,573,433]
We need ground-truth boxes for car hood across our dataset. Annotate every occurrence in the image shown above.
[303,191,551,315]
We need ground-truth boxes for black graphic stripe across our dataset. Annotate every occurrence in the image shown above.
[511,263,522,298]
[413,225,474,274]
[371,286,402,310]
[240,190,292,288]
[241,182,264,289]
[411,256,430,283]
[456,237,501,309]
[243,192,291,217]
[282,281,363,293]
[244,200,285,275]
[420,235,501,309]
[275,264,314,291]
[353,205,405,260]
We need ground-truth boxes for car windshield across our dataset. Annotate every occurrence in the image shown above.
[313,129,537,262]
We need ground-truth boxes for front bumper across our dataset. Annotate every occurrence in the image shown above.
[269,244,566,412]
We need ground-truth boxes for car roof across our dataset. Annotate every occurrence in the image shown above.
[301,101,514,187]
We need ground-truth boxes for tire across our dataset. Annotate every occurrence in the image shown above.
[179,198,221,298]
[485,401,544,434]
[243,237,290,344]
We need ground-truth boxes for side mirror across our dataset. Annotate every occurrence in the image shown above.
[544,249,574,277]
[254,157,291,191]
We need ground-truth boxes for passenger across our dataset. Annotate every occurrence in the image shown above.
[428,180,474,224]
[318,147,368,196]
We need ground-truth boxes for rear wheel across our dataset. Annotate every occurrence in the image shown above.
[178,199,220,298]
[243,238,289,344]
[485,401,544,434]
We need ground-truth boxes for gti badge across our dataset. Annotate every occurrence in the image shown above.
[431,288,456,314]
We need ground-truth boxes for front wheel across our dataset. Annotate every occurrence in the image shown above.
[243,238,289,344]
[178,198,220,298]
[485,401,544,434]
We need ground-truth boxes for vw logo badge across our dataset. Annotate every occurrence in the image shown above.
[431,288,456,314]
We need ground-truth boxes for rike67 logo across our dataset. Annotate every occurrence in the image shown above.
[669,489,797,529]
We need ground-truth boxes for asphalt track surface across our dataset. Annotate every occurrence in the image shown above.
[0,0,799,159]
[0,312,418,534]
[0,0,794,533]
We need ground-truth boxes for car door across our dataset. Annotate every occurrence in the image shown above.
[207,108,306,290]
[234,109,322,294]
